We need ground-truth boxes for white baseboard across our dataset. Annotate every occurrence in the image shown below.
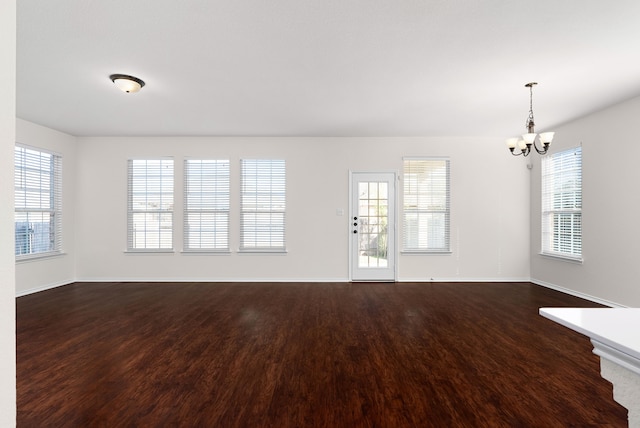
[397,277,530,283]
[74,277,528,284]
[531,278,626,308]
[16,279,74,297]
[74,277,351,283]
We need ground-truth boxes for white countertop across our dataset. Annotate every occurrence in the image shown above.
[540,308,640,366]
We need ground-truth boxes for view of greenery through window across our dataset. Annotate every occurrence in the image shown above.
[358,181,389,267]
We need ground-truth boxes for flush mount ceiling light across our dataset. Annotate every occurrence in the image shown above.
[109,74,145,93]
[506,82,555,157]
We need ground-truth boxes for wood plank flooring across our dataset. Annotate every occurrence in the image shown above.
[17,282,628,427]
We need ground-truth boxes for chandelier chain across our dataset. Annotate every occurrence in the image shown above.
[526,84,535,131]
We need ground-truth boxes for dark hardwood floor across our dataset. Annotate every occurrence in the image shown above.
[17,282,627,427]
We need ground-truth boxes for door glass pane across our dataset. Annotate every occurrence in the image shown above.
[358,181,388,268]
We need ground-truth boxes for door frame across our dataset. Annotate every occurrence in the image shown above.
[348,170,398,282]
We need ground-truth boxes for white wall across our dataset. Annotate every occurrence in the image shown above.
[531,95,640,307]
[74,135,530,282]
[0,0,16,424]
[15,119,77,296]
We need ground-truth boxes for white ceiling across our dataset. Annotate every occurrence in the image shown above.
[16,0,640,138]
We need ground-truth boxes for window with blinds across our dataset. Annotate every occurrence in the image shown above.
[14,145,63,259]
[402,158,450,253]
[541,146,582,261]
[184,159,230,252]
[240,159,286,252]
[127,159,174,251]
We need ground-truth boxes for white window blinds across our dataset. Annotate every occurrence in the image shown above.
[240,159,286,252]
[127,159,174,251]
[14,145,62,259]
[541,147,582,260]
[402,158,450,252]
[184,159,230,252]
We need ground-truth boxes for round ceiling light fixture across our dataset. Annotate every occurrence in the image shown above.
[109,74,145,93]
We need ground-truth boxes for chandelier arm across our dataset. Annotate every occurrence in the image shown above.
[532,139,550,155]
[509,146,530,157]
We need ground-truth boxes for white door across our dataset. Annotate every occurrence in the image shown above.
[350,172,396,281]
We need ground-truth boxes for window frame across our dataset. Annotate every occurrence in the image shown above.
[14,144,63,261]
[239,158,286,253]
[401,157,451,254]
[126,158,175,253]
[541,146,583,262]
[183,159,231,253]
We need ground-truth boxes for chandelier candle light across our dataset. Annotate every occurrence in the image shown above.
[506,82,555,157]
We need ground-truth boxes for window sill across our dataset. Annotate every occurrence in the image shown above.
[181,250,232,255]
[539,252,583,264]
[401,251,452,255]
[238,249,288,255]
[124,250,175,255]
[16,252,66,264]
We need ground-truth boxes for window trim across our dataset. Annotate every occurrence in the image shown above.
[401,157,451,254]
[539,252,583,264]
[540,146,583,263]
[239,158,287,253]
[183,158,231,253]
[14,143,63,261]
[126,158,175,253]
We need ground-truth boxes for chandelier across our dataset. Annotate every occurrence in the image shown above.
[506,82,554,156]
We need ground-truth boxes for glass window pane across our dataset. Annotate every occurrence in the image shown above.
[541,147,582,258]
[14,145,62,257]
[402,159,450,252]
[128,159,174,250]
[240,159,286,250]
